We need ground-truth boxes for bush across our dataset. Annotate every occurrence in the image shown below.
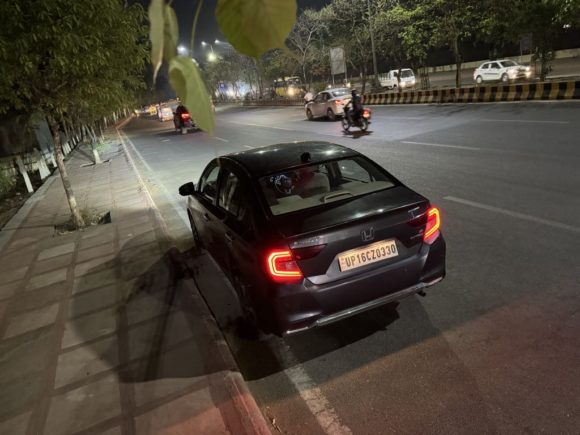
[0,171,16,199]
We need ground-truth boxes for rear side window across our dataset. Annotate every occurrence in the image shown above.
[500,60,517,67]
[219,172,242,217]
[198,164,220,201]
[259,157,396,216]
[331,89,349,97]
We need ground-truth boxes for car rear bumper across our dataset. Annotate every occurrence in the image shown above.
[267,236,446,335]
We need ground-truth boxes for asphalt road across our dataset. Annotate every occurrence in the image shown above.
[122,101,580,434]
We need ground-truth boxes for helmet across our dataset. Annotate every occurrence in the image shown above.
[351,89,358,96]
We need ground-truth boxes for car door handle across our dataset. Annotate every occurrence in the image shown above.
[225,232,234,243]
[202,213,211,222]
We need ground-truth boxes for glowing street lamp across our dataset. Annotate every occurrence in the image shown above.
[177,45,188,56]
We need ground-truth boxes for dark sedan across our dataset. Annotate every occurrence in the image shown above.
[179,142,446,335]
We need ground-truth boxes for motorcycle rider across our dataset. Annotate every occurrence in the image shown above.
[345,89,363,124]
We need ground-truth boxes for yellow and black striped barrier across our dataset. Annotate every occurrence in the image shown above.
[362,80,580,105]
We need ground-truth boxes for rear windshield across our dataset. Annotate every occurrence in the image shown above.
[500,60,517,67]
[331,89,349,97]
[258,157,396,216]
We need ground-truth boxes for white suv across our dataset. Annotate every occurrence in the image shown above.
[473,60,532,84]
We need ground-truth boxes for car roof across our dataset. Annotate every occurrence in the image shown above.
[225,141,359,176]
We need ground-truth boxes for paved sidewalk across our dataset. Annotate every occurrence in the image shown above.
[0,125,270,434]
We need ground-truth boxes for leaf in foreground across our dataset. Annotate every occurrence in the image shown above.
[169,56,215,135]
[216,0,297,58]
[148,0,165,81]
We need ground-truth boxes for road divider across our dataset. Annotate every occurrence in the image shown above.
[363,80,579,105]
[239,80,579,107]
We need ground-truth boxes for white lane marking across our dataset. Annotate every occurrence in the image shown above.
[242,145,255,149]
[480,119,569,125]
[228,121,294,131]
[213,136,229,143]
[270,340,353,435]
[162,139,170,142]
[444,196,580,234]
[402,141,481,151]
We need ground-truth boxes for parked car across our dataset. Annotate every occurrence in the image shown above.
[173,105,195,134]
[473,60,532,84]
[178,142,446,336]
[305,88,351,121]
[379,69,416,90]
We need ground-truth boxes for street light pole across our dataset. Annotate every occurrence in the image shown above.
[368,0,379,88]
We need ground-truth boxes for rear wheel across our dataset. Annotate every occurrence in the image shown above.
[360,118,369,132]
[341,117,350,131]
[327,108,336,121]
[306,109,313,120]
[501,73,509,83]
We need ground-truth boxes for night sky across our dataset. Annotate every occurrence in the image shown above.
[131,0,330,57]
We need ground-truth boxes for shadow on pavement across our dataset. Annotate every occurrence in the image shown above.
[70,221,228,387]
[343,130,373,139]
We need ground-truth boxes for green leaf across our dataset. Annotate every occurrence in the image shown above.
[148,0,164,81]
[163,5,178,62]
[168,56,214,135]
[216,0,297,58]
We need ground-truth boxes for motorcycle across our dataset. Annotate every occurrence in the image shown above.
[342,106,372,132]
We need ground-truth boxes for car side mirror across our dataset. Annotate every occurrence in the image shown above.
[178,182,196,196]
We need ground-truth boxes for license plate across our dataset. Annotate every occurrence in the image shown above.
[338,239,398,272]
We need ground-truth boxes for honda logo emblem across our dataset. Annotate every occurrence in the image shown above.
[361,227,375,242]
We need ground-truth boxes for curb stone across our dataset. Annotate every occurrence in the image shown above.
[115,125,272,435]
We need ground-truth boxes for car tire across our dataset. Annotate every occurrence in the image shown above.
[306,109,313,120]
[501,73,509,83]
[327,108,336,121]
[476,75,483,85]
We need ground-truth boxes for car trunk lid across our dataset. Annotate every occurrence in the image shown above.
[275,186,429,284]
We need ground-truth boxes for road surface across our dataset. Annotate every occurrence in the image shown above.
[122,101,580,434]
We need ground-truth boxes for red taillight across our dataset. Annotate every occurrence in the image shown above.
[423,207,441,243]
[334,99,343,105]
[181,113,190,120]
[266,250,303,282]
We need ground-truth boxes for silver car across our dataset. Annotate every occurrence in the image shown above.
[305,88,351,121]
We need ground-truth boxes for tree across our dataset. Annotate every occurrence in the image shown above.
[482,0,580,80]
[424,0,484,88]
[0,0,147,228]
[325,0,375,92]
[286,9,330,89]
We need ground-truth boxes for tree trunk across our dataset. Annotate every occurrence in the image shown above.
[89,126,102,164]
[47,113,85,229]
[453,35,462,88]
